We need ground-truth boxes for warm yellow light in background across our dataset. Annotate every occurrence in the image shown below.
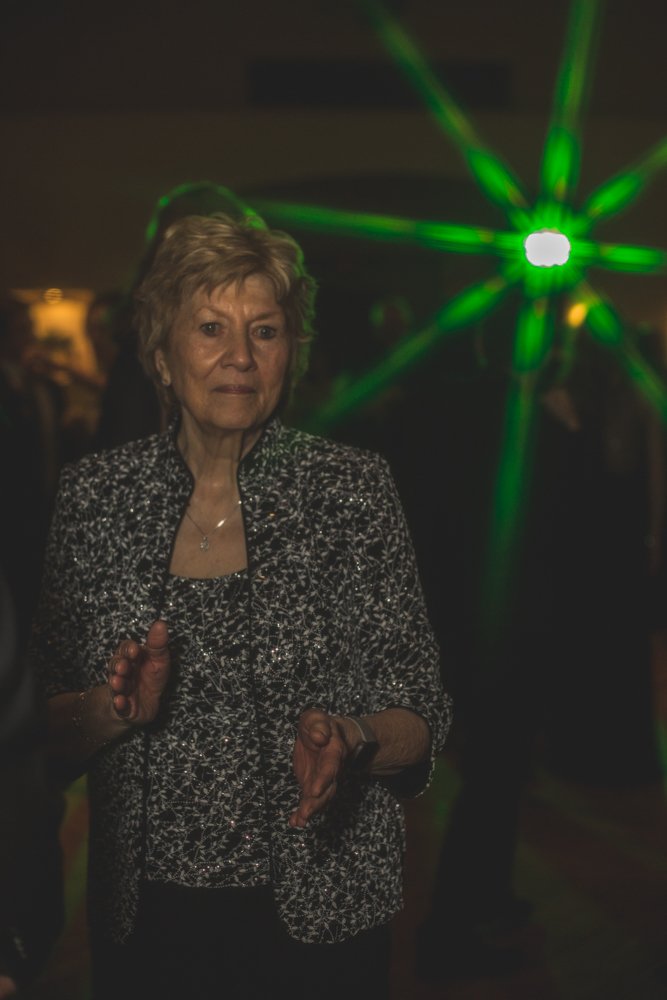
[12,288,101,436]
[566,301,588,327]
[32,298,93,372]
[14,288,96,374]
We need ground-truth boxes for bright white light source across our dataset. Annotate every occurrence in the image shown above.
[524,230,571,267]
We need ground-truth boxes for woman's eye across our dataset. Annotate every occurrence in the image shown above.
[200,322,219,336]
[256,325,277,340]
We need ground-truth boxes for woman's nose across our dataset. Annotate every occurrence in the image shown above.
[221,328,254,369]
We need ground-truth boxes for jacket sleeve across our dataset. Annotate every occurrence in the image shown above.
[29,463,94,700]
[353,453,452,794]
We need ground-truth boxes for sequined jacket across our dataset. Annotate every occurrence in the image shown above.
[32,419,451,946]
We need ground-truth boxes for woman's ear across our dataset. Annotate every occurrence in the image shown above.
[155,349,172,387]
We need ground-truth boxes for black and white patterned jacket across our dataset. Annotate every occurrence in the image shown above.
[32,418,451,945]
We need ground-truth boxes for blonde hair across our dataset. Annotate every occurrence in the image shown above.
[135,213,317,412]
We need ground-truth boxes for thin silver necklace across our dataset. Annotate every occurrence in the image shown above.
[185,498,242,551]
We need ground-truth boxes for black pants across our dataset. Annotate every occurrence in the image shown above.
[91,882,391,1000]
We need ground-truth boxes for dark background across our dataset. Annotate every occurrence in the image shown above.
[0,0,666,338]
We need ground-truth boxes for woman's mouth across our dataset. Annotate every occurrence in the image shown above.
[214,385,255,394]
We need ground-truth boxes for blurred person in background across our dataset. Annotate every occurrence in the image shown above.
[85,291,123,384]
[0,566,64,998]
[0,296,62,643]
[416,323,664,981]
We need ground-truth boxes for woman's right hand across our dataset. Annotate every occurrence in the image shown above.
[107,620,170,726]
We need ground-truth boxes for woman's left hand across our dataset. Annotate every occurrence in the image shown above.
[289,709,347,828]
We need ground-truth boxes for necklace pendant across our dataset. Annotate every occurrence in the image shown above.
[200,536,210,551]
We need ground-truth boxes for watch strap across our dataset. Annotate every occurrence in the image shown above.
[340,715,379,770]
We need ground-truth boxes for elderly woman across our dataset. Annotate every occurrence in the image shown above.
[32,214,451,1000]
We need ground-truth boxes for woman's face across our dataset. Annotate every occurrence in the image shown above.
[155,274,291,438]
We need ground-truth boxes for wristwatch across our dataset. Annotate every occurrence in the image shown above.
[341,715,379,771]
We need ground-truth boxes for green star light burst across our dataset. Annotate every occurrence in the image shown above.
[252,0,667,636]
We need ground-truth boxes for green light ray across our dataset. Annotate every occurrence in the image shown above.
[553,1,601,135]
[540,0,601,204]
[306,270,520,433]
[530,197,574,235]
[512,295,554,371]
[577,280,667,421]
[362,0,476,141]
[362,0,530,226]
[251,198,522,257]
[614,341,667,425]
[571,239,667,272]
[482,366,541,643]
[577,282,667,421]
[539,127,580,207]
[575,280,624,345]
[582,137,667,227]
[260,1,667,678]
[520,253,584,299]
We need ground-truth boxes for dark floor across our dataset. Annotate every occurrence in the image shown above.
[394,761,667,999]
[25,637,667,1000]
